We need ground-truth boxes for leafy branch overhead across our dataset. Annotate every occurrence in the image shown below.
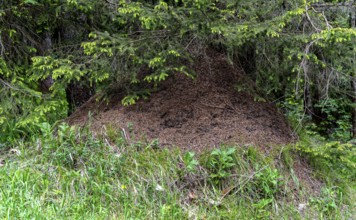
[0,0,355,140]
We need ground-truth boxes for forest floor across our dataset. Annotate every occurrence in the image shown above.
[68,49,295,153]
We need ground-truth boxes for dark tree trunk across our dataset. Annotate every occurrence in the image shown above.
[66,81,95,116]
[38,32,54,93]
[352,77,356,138]
[351,5,356,138]
[304,83,314,118]
[238,43,257,77]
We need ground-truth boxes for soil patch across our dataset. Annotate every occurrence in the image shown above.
[68,49,295,152]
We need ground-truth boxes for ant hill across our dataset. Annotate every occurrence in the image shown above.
[68,49,295,152]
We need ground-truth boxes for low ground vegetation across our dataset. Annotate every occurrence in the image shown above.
[0,123,354,219]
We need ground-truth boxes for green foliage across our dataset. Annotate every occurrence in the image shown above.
[0,58,68,143]
[1,0,355,141]
[204,148,236,184]
[310,187,344,218]
[183,151,199,173]
[281,147,295,170]
[1,125,354,219]
[314,98,352,139]
[1,1,355,218]
[0,0,102,141]
[0,123,189,219]
[121,90,151,106]
[252,198,274,219]
[296,140,356,179]
[253,166,284,200]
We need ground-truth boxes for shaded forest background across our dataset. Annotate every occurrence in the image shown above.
[0,0,355,142]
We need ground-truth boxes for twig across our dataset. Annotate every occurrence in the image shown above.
[184,35,197,51]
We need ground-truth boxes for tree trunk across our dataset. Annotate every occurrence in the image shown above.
[304,82,314,118]
[351,4,356,138]
[352,77,356,138]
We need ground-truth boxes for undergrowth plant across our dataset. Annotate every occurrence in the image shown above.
[204,148,236,184]
[296,140,356,181]
[252,165,283,200]
[183,151,199,173]
[309,186,344,218]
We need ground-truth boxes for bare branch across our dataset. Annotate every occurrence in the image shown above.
[296,39,319,96]
[311,1,355,9]
[321,11,332,30]
[305,5,322,32]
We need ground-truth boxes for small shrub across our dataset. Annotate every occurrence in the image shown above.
[296,141,356,180]
[310,187,343,217]
[280,147,294,169]
[252,198,273,219]
[205,148,236,184]
[183,151,199,173]
[106,123,120,143]
[252,166,284,200]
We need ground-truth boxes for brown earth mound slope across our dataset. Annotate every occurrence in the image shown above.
[68,50,295,152]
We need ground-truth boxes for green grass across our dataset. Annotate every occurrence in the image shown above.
[0,123,354,219]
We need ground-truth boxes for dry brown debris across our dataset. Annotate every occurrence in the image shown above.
[68,49,295,152]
